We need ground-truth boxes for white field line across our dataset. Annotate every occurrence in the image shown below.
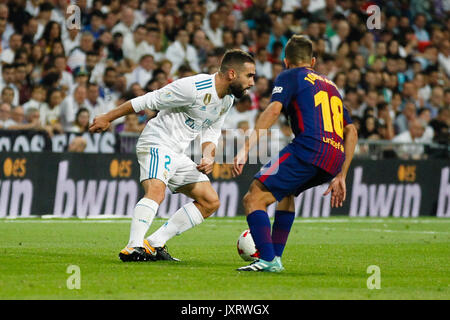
[298,226,450,235]
[2,218,449,234]
[1,217,450,224]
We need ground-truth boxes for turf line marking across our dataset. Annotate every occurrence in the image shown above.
[1,218,449,225]
[300,226,450,235]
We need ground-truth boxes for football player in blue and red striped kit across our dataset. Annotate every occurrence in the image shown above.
[233,35,358,272]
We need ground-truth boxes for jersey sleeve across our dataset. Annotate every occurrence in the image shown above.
[343,105,352,126]
[130,77,196,112]
[200,116,225,146]
[270,71,296,110]
[200,101,233,146]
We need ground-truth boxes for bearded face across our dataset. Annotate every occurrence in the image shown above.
[229,79,247,98]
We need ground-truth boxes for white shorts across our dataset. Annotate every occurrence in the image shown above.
[137,146,209,193]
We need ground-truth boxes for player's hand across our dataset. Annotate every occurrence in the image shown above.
[89,114,111,133]
[197,157,214,175]
[232,148,248,177]
[323,173,346,208]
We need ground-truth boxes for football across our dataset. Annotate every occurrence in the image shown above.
[237,229,260,261]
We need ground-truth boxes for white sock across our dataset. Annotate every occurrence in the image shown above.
[127,198,159,248]
[147,202,204,247]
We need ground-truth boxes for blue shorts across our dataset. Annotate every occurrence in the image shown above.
[254,143,335,202]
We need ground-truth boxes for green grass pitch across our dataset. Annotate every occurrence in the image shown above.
[0,217,448,300]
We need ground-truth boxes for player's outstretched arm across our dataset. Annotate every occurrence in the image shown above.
[232,101,283,177]
[323,124,358,208]
[89,101,135,133]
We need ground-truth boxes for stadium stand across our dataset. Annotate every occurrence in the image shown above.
[0,0,448,159]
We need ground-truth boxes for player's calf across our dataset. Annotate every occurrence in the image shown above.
[194,198,220,218]
[243,180,277,215]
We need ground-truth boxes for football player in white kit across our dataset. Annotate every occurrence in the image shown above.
[89,50,256,261]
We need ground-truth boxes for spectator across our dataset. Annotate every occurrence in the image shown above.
[393,118,432,159]
[0,102,14,129]
[40,88,63,134]
[111,6,137,39]
[146,27,165,62]
[328,20,350,54]
[107,32,124,62]
[122,24,153,64]
[376,102,394,137]
[13,63,31,106]
[68,136,88,152]
[123,113,144,133]
[1,33,22,64]
[53,55,74,94]
[401,81,421,108]
[413,72,431,103]
[360,115,380,140]
[68,108,91,133]
[22,15,40,43]
[412,13,430,42]
[23,85,47,114]
[1,87,15,106]
[126,54,156,89]
[40,21,62,55]
[63,27,81,55]
[6,107,43,132]
[8,105,25,127]
[165,29,200,74]
[85,82,110,121]
[333,72,347,98]
[204,11,223,48]
[223,95,258,130]
[255,48,272,80]
[0,4,16,46]
[100,67,120,108]
[250,76,270,110]
[395,101,417,134]
[60,85,88,131]
[429,107,450,144]
[0,64,19,106]
[417,107,435,140]
[425,86,445,118]
[67,32,94,71]
[83,9,105,40]
[438,39,450,77]
[85,50,105,85]
[268,21,288,55]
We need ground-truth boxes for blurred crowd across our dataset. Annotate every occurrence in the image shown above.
[0,0,448,157]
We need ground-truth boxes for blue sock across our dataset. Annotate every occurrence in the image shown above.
[272,210,295,257]
[247,210,275,262]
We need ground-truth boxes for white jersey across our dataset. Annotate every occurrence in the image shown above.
[131,73,234,154]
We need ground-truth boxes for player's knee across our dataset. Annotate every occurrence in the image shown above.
[142,179,166,204]
[243,192,256,211]
[145,192,165,204]
[144,188,165,204]
[209,198,221,214]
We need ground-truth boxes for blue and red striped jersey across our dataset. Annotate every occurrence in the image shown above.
[270,67,352,176]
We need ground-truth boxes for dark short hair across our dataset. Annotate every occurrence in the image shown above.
[2,63,15,71]
[91,9,105,19]
[285,35,313,65]
[219,49,255,73]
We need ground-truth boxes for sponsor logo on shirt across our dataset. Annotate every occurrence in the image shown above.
[272,86,283,94]
[185,117,213,130]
